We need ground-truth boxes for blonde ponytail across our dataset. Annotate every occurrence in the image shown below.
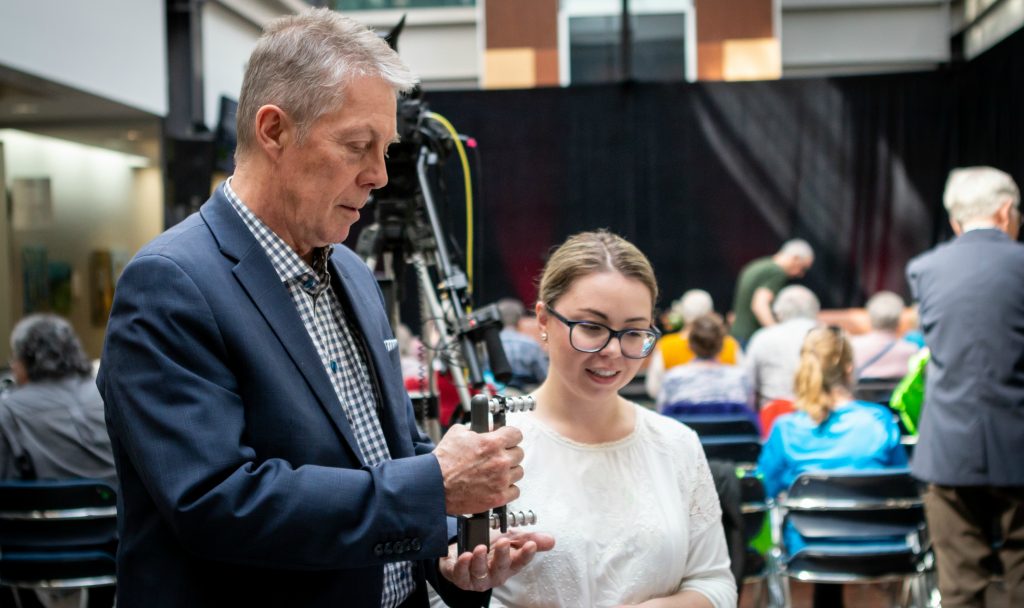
[794,327,854,423]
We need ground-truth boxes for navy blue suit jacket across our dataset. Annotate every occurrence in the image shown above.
[98,188,482,606]
[907,228,1024,487]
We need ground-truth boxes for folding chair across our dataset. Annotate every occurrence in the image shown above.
[0,479,118,600]
[700,435,762,465]
[669,414,760,438]
[780,469,937,608]
[853,377,901,406]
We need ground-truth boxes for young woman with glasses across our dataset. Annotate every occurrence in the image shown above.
[490,230,736,608]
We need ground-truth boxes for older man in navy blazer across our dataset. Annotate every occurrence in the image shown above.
[907,166,1024,608]
[97,9,551,607]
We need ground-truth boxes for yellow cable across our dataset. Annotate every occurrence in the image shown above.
[426,112,473,289]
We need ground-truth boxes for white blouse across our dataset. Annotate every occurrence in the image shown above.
[490,403,736,608]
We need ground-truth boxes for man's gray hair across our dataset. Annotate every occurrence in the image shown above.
[866,291,905,331]
[778,239,814,261]
[672,289,713,326]
[943,166,1020,226]
[497,298,525,328]
[235,7,418,158]
[10,314,93,382]
[772,285,820,322]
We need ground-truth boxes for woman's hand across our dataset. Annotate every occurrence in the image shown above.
[438,529,555,591]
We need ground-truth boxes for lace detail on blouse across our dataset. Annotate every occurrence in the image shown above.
[687,442,722,536]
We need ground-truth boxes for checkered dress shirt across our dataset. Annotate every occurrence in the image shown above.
[224,180,414,607]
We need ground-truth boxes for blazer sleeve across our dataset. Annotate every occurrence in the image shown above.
[100,252,451,570]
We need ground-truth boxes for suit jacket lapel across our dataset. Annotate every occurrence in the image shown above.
[200,191,367,465]
[330,256,412,460]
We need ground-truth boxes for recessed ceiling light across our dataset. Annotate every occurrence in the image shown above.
[12,102,39,115]
[125,130,140,141]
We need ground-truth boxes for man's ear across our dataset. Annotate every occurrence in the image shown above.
[994,199,1014,233]
[253,105,292,160]
[949,217,963,236]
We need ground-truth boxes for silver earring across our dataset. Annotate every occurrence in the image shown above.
[540,332,548,342]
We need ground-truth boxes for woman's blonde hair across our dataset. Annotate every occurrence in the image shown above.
[538,230,658,309]
[794,327,854,423]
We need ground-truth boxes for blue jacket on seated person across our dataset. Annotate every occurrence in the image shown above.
[758,400,908,554]
[757,400,907,499]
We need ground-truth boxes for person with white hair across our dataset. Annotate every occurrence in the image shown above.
[906,166,1024,607]
[744,285,821,409]
[730,239,815,345]
[848,291,921,379]
[644,289,743,399]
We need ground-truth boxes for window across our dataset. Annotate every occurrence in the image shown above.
[561,0,694,85]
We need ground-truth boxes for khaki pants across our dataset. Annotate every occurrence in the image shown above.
[923,484,1024,608]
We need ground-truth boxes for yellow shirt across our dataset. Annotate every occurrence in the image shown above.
[658,332,742,369]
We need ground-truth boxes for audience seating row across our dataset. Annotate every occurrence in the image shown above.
[0,479,118,603]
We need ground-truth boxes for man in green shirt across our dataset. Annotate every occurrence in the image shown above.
[730,239,814,344]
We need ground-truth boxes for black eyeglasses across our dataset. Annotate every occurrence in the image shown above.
[546,305,660,359]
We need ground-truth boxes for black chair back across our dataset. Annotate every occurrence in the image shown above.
[0,479,118,589]
[781,469,932,587]
[853,377,901,406]
[672,414,760,438]
[700,435,762,464]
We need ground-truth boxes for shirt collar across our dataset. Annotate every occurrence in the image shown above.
[223,178,333,293]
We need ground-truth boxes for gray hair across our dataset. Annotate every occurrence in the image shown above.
[772,285,820,322]
[497,298,525,328]
[943,166,1020,226]
[672,289,713,326]
[235,7,418,158]
[778,239,814,261]
[866,291,905,331]
[10,314,92,382]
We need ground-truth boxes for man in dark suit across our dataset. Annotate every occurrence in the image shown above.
[906,166,1024,608]
[97,9,551,607]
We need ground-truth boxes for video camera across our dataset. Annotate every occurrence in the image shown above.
[357,18,512,419]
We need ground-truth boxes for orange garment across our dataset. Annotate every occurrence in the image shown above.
[759,399,795,438]
[658,332,742,369]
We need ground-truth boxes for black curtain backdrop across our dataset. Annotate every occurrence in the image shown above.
[348,26,1024,317]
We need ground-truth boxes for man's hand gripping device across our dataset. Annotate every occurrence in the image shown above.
[456,394,537,553]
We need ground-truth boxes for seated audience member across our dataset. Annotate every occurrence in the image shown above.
[0,314,117,608]
[745,285,820,409]
[901,304,926,349]
[0,314,115,485]
[497,297,549,389]
[493,230,736,608]
[758,327,907,608]
[395,322,424,381]
[397,322,470,430]
[645,289,742,399]
[656,314,752,411]
[849,291,920,379]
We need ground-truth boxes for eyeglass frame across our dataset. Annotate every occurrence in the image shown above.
[544,305,661,359]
